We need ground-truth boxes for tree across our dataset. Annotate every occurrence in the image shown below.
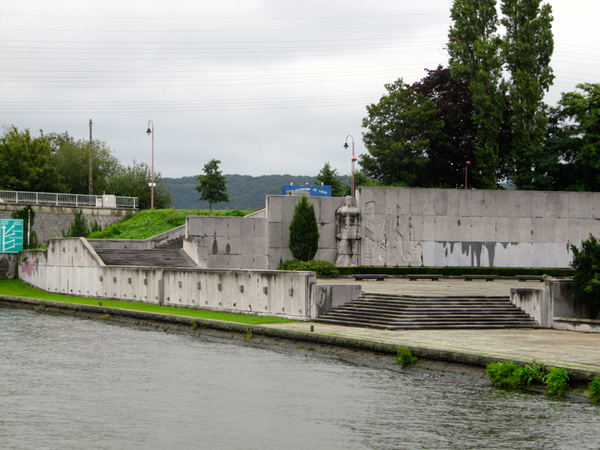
[501,0,554,190]
[448,0,505,189]
[106,160,172,210]
[360,79,444,186]
[0,127,64,193]
[11,206,39,249]
[48,132,120,195]
[288,195,319,261]
[571,234,600,318]
[314,162,347,196]
[62,210,91,237]
[547,83,600,191]
[195,159,230,210]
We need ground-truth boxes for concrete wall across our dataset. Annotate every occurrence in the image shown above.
[510,278,600,332]
[185,216,268,270]
[266,195,344,269]
[18,238,327,320]
[357,188,600,268]
[0,253,18,279]
[0,204,132,246]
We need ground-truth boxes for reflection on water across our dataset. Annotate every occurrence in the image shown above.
[1,308,599,450]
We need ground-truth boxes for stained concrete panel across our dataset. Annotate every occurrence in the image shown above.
[434,190,448,216]
[581,192,593,219]
[568,219,581,245]
[422,215,435,240]
[506,242,520,267]
[507,216,521,242]
[373,189,387,215]
[421,241,435,266]
[481,217,496,242]
[556,219,569,245]
[518,191,533,218]
[434,241,448,266]
[267,196,283,223]
[519,243,532,268]
[518,218,533,243]
[495,192,508,217]
[471,190,485,217]
[410,215,424,241]
[494,243,508,267]
[471,217,485,241]
[495,217,508,242]
[458,190,472,217]
[530,243,546,267]
[268,222,285,247]
[482,191,497,217]
[446,216,461,242]
[532,218,545,243]
[457,217,472,241]
[422,190,435,216]
[543,218,557,243]
[410,189,424,215]
[318,222,336,249]
[531,192,546,218]
[544,192,559,218]
[434,216,449,241]
[507,191,519,218]
[447,190,460,217]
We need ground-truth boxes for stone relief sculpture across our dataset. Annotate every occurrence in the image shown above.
[335,196,361,266]
[363,200,423,267]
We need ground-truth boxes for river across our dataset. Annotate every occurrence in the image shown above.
[1,307,599,450]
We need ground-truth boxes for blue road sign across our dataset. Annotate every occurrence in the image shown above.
[282,185,332,197]
[0,219,24,253]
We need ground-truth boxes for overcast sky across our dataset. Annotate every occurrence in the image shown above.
[1,1,599,179]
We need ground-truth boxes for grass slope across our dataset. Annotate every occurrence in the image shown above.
[88,208,255,240]
[0,280,294,324]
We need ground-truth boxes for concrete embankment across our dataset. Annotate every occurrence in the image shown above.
[2,294,599,386]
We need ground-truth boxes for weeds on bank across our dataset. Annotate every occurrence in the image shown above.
[589,377,600,404]
[396,347,418,367]
[486,360,576,400]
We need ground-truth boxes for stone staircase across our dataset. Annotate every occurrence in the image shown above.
[94,248,196,268]
[315,292,538,330]
[155,236,184,249]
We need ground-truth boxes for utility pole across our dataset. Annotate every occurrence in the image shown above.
[89,119,93,196]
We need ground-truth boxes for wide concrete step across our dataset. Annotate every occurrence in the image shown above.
[315,292,537,330]
[94,248,197,268]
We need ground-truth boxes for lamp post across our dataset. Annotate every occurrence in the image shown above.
[465,160,471,189]
[146,120,155,209]
[343,135,356,198]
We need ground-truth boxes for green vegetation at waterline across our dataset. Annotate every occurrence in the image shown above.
[396,347,418,367]
[485,361,577,399]
[87,208,255,240]
[589,377,600,404]
[0,280,294,325]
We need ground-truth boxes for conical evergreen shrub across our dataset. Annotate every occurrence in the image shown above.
[288,195,319,261]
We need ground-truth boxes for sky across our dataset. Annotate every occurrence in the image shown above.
[1,0,599,180]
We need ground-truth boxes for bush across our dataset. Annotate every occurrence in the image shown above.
[589,376,600,404]
[545,367,569,396]
[396,347,418,367]
[571,234,600,317]
[278,260,339,278]
[62,210,90,237]
[288,195,319,261]
[486,362,530,390]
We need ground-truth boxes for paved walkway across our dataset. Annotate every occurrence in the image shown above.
[260,278,600,374]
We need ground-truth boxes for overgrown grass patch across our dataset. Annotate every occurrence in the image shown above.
[88,208,255,240]
[0,280,294,325]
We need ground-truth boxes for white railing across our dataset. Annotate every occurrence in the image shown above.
[0,190,138,209]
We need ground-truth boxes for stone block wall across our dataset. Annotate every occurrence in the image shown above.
[0,204,132,246]
[358,187,600,268]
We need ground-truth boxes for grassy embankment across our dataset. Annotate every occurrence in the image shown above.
[8,208,291,325]
[88,208,257,240]
[0,279,294,324]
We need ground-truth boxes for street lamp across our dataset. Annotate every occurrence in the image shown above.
[146,120,155,209]
[465,160,471,190]
[343,135,356,198]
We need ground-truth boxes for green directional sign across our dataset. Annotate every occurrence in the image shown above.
[0,219,24,253]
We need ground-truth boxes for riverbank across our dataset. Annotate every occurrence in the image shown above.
[2,293,599,392]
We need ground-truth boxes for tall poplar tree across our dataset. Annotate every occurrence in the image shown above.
[448,0,505,189]
[501,0,554,190]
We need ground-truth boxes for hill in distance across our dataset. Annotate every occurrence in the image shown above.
[163,174,350,210]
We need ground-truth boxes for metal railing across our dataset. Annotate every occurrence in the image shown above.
[0,190,138,209]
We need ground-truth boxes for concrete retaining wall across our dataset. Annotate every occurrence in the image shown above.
[0,204,132,246]
[358,188,600,268]
[18,238,330,320]
[185,216,268,270]
[0,254,18,279]
[510,278,600,332]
